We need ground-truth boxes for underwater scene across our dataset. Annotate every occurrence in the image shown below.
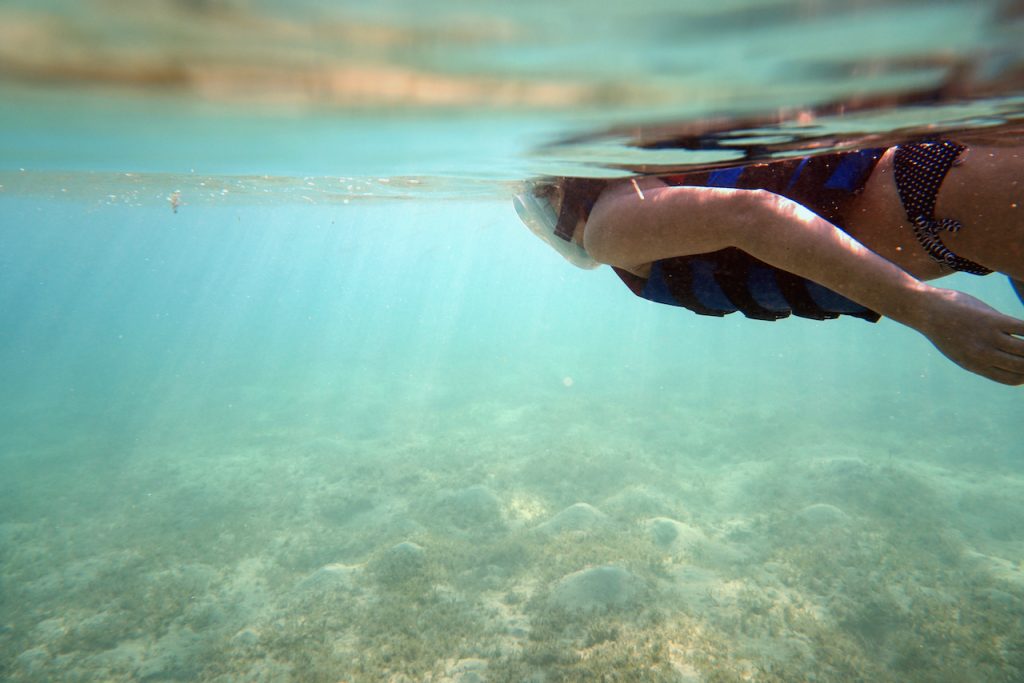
[2,1,1024,681]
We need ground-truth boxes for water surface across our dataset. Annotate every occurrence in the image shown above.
[2,1,1024,681]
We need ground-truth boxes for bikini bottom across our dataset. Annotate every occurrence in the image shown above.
[893,140,992,276]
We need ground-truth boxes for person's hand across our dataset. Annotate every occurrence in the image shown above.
[917,289,1024,385]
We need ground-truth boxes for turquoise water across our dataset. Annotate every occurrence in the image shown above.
[3,2,1024,682]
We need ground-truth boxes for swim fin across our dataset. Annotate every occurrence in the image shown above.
[1012,278,1024,307]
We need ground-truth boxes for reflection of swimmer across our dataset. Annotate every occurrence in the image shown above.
[515,138,1024,385]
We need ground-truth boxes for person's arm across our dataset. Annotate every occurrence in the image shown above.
[584,179,1024,385]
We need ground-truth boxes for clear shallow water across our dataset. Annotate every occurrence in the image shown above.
[2,1,1024,682]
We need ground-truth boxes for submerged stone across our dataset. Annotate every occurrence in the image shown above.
[549,565,639,612]
[796,503,848,527]
[371,541,428,585]
[232,628,261,648]
[536,503,608,535]
[644,517,707,550]
[446,485,505,529]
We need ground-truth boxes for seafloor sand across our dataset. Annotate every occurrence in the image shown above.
[2,391,1023,683]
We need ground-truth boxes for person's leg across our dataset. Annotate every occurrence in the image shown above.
[934,144,1024,280]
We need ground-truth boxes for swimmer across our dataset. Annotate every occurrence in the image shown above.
[515,138,1024,385]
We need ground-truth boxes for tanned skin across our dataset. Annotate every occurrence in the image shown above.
[553,143,1024,385]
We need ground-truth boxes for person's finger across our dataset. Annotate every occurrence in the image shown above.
[1002,317,1024,337]
[992,350,1024,376]
[984,366,1024,386]
[996,332,1024,356]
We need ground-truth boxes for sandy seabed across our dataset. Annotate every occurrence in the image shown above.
[2,393,1023,683]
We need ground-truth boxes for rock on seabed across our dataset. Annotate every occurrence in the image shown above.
[536,503,608,535]
[549,565,640,612]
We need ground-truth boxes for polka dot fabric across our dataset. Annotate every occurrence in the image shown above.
[893,140,992,276]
